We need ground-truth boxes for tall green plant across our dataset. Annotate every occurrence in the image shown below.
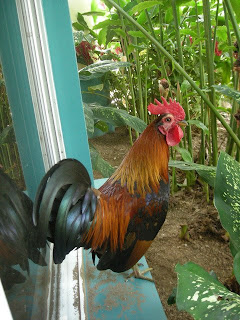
[79,0,240,180]
[105,0,240,154]
[223,0,240,157]
[202,0,218,166]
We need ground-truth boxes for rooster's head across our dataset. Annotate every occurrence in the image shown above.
[148,97,187,146]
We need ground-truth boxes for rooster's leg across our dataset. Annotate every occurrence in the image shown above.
[127,264,154,282]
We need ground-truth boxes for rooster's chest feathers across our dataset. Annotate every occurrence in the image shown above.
[127,179,170,241]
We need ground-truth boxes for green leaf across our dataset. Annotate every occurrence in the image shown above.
[169,160,216,187]
[197,169,216,188]
[106,28,116,46]
[89,143,115,178]
[74,13,97,38]
[217,16,226,26]
[93,19,122,30]
[124,0,138,12]
[216,26,228,42]
[214,152,240,252]
[90,105,147,133]
[83,104,94,135]
[136,11,147,25]
[82,11,106,17]
[181,80,191,93]
[119,0,127,8]
[230,0,240,22]
[176,262,240,319]
[233,251,240,285]
[94,120,109,133]
[72,22,84,32]
[128,30,146,38]
[130,1,161,14]
[78,60,131,80]
[176,0,192,5]
[88,83,104,92]
[167,287,177,305]
[113,28,126,38]
[165,7,173,23]
[169,160,215,173]
[127,44,135,55]
[230,239,239,258]
[0,78,5,87]
[98,27,107,46]
[213,85,240,104]
[91,0,99,23]
[0,125,14,145]
[77,12,89,29]
[175,147,193,162]
[191,37,206,47]
[216,106,232,113]
[73,30,84,43]
[180,29,197,37]
[126,43,148,52]
[188,120,209,135]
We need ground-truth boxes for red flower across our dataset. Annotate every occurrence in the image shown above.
[115,47,122,54]
[215,41,222,56]
[189,36,193,45]
[75,41,94,65]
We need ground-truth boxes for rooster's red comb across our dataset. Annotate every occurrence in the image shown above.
[147,97,185,121]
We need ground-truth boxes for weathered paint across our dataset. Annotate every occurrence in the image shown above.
[82,251,167,320]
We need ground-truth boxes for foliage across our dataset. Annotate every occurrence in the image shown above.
[73,0,240,189]
[89,143,115,177]
[91,105,146,132]
[73,0,240,184]
[214,152,240,270]
[78,60,131,81]
[84,102,146,134]
[175,152,240,319]
[83,102,146,176]
[213,85,240,104]
[169,160,216,187]
[176,262,240,319]
[0,125,14,145]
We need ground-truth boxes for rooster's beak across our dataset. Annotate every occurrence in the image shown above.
[178,120,188,127]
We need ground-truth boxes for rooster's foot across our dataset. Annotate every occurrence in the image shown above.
[127,264,154,282]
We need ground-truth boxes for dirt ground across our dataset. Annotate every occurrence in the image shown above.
[90,126,233,320]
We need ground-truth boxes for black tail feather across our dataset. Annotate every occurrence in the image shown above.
[34,159,97,264]
[0,168,46,287]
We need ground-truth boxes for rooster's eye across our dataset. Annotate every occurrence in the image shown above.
[165,117,172,122]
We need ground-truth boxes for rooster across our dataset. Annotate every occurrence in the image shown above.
[32,97,186,280]
[0,169,46,289]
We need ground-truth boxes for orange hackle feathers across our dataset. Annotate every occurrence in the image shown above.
[84,193,132,252]
[111,121,169,196]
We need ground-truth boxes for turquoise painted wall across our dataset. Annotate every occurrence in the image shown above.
[41,0,93,180]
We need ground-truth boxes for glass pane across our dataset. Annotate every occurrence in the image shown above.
[0,66,25,187]
[0,64,49,319]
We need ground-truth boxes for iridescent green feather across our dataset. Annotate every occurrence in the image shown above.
[33,159,91,248]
